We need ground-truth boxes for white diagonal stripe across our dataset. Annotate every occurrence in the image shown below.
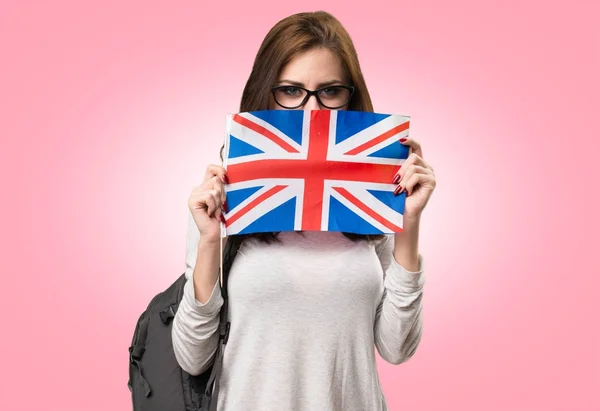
[359,127,410,157]
[238,112,303,153]
[331,115,410,156]
[327,180,404,232]
[228,117,292,156]
[329,189,391,233]
[224,179,304,235]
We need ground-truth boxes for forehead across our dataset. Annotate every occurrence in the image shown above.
[277,48,346,86]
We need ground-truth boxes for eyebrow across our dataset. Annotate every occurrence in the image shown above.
[275,79,345,88]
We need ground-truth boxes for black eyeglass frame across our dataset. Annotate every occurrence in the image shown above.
[270,85,355,109]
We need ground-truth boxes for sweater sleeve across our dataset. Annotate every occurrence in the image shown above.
[171,210,223,376]
[373,235,426,364]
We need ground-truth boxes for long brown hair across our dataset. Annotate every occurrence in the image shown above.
[228,11,383,244]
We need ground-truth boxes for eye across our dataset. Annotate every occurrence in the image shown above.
[320,87,342,96]
[281,86,302,96]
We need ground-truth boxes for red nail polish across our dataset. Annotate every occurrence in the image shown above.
[219,214,226,223]
[393,174,400,184]
[223,201,228,212]
[400,138,407,143]
[223,175,229,184]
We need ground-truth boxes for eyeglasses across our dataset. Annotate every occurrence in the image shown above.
[271,85,355,109]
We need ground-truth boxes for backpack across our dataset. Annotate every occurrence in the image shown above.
[128,237,241,411]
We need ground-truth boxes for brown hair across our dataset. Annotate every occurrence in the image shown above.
[228,11,383,243]
[239,11,373,113]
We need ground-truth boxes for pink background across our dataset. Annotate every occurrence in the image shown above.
[2,1,598,410]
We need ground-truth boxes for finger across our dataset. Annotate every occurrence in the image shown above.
[407,152,428,167]
[399,136,423,158]
[188,194,208,212]
[192,191,218,217]
[402,165,432,184]
[394,165,429,195]
[393,154,430,183]
[207,175,227,206]
[204,164,229,184]
[207,189,223,217]
[405,173,436,196]
[189,191,215,214]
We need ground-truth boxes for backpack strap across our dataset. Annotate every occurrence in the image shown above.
[159,304,177,325]
[202,236,242,411]
[129,314,153,397]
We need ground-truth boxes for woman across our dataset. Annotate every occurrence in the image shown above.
[173,10,436,411]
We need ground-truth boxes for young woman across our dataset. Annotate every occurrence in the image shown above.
[173,11,436,411]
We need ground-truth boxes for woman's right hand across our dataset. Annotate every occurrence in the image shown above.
[188,165,228,244]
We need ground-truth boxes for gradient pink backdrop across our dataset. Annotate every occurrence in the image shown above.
[1,1,598,410]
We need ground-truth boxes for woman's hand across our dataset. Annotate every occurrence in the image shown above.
[391,137,436,272]
[188,165,228,244]
[393,137,436,221]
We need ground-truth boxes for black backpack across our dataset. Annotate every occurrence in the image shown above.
[128,238,241,411]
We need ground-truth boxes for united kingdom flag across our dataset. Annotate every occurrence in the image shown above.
[222,110,410,236]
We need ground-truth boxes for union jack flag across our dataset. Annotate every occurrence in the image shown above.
[222,110,410,236]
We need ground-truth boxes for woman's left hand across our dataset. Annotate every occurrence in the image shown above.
[393,137,436,221]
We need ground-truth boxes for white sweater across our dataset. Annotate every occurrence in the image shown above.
[172,212,426,411]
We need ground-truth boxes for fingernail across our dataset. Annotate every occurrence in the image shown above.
[400,138,407,143]
[392,174,401,184]
[223,174,229,184]
[394,185,404,195]
[223,201,228,212]
[219,214,226,223]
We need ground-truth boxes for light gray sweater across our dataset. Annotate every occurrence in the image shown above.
[172,212,426,411]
